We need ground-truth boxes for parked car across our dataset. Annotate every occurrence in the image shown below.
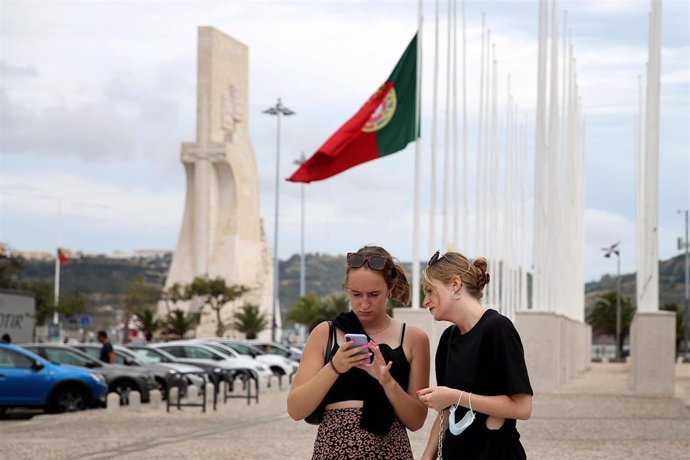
[149,342,272,381]
[246,340,302,362]
[0,343,107,413]
[125,345,225,386]
[22,344,159,404]
[70,343,203,398]
[199,338,297,378]
[113,345,206,391]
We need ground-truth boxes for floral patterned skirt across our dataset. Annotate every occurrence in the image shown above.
[311,407,413,460]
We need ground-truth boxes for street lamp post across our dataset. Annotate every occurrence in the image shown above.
[603,242,621,361]
[679,209,689,359]
[294,152,307,298]
[263,98,295,343]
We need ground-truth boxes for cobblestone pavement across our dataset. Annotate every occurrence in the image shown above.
[1,364,688,459]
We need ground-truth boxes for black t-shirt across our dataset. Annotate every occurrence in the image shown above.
[99,342,114,363]
[436,309,533,459]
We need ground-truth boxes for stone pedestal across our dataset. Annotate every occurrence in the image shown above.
[630,311,675,396]
[514,310,591,394]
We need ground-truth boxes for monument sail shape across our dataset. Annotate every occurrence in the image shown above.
[164,27,275,338]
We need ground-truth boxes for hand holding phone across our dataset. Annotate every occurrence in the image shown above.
[345,333,373,365]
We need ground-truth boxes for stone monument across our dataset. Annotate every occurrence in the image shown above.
[162,27,275,339]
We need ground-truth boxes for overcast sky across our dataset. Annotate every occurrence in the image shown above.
[1,0,688,283]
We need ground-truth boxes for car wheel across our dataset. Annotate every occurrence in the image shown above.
[270,366,286,377]
[49,386,88,413]
[112,380,138,406]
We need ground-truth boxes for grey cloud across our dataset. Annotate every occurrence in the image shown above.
[0,75,191,163]
[0,61,39,78]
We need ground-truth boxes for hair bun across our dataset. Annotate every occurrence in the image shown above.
[471,257,488,273]
[477,272,490,287]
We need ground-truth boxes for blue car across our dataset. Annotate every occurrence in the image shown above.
[0,343,107,413]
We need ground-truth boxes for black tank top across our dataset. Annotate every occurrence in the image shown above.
[322,323,410,405]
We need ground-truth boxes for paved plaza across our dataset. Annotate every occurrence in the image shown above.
[1,363,688,460]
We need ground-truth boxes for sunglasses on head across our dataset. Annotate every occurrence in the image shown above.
[428,250,446,267]
[347,252,389,271]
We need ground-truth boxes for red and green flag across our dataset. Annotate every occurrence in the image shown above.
[288,34,418,183]
[57,248,69,265]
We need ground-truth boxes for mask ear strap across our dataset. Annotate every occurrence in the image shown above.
[455,390,464,408]
[468,392,473,412]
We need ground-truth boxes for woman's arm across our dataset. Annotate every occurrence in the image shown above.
[417,385,532,420]
[287,322,336,420]
[366,326,430,431]
[287,322,367,420]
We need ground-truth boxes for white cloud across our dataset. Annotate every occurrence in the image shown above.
[0,0,687,285]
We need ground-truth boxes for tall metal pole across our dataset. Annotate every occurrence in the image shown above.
[616,251,622,361]
[263,98,295,342]
[682,209,689,358]
[603,242,621,360]
[295,153,307,298]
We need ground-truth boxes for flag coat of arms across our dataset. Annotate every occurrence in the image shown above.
[288,34,418,183]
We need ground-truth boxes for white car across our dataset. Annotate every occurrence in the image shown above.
[246,340,302,362]
[199,339,298,378]
[150,342,272,381]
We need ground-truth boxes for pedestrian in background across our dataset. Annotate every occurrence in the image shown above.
[1,333,11,344]
[418,250,533,460]
[96,330,115,364]
[288,245,430,460]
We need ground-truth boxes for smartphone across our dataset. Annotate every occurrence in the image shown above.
[344,333,373,365]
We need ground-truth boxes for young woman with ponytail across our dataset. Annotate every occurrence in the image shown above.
[288,245,430,460]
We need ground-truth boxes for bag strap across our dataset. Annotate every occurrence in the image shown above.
[324,320,335,361]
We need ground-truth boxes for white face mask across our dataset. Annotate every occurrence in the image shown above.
[448,391,475,436]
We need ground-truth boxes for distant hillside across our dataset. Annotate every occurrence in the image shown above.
[15,251,687,326]
[584,253,687,312]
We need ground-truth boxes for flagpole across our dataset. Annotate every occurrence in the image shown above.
[461,0,468,251]
[442,0,451,251]
[452,0,458,250]
[412,0,423,310]
[429,0,439,255]
[53,198,62,327]
[475,15,485,256]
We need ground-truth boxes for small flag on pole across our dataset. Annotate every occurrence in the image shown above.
[58,248,69,266]
[287,34,418,183]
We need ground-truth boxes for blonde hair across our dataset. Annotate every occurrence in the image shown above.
[344,245,411,305]
[422,252,489,300]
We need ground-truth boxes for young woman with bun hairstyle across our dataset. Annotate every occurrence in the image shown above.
[418,250,533,460]
[288,245,430,460]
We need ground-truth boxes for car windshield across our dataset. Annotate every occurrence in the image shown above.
[203,343,237,358]
[223,342,262,356]
[130,349,162,364]
[255,343,290,357]
[42,347,95,367]
[130,347,175,363]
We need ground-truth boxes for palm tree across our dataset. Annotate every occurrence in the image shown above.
[165,309,199,339]
[233,303,268,339]
[186,276,249,337]
[586,291,635,358]
[136,308,162,342]
[160,282,184,315]
[287,293,323,331]
[320,293,349,319]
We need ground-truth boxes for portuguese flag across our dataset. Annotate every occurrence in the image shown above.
[288,34,418,183]
[57,248,69,265]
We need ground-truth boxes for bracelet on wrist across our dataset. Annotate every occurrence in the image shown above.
[329,360,342,376]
